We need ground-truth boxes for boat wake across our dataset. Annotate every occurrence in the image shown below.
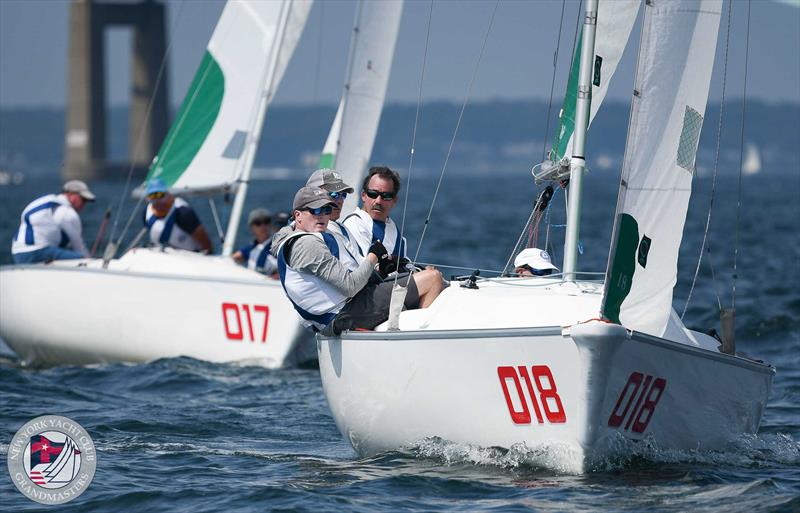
[406,432,800,475]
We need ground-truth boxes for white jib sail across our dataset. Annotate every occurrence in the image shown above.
[148,0,312,194]
[320,0,403,214]
[602,0,723,337]
[551,0,640,163]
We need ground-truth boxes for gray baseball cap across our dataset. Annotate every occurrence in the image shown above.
[292,186,337,211]
[247,208,272,225]
[63,180,96,201]
[306,168,354,193]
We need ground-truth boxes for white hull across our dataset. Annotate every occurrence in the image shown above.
[317,279,774,473]
[0,248,313,367]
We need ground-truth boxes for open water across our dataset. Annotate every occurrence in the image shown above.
[1,172,798,512]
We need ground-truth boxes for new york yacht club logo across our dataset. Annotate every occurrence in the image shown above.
[7,415,97,505]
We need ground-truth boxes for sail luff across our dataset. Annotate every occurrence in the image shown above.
[222,0,295,256]
[562,0,599,280]
[551,0,641,163]
[321,0,403,215]
[602,0,724,336]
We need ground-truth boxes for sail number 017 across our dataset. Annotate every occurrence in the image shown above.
[497,365,566,424]
[221,302,269,343]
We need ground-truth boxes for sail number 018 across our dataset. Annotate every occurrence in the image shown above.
[607,371,667,434]
[497,365,566,424]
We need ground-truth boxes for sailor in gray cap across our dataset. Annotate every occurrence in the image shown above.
[11,180,96,263]
[305,168,360,255]
[272,186,444,334]
[232,207,279,277]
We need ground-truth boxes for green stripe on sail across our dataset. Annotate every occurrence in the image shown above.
[552,27,583,161]
[147,51,225,186]
[603,213,639,324]
[318,152,336,169]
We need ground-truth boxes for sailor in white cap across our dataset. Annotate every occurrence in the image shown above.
[513,248,559,277]
[11,180,96,263]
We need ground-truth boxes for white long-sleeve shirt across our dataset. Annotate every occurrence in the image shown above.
[11,193,89,256]
[342,208,407,258]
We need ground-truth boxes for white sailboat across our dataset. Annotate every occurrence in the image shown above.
[316,0,774,473]
[1,0,313,367]
[0,0,402,367]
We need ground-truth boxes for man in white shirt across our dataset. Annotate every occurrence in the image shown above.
[11,180,96,264]
[305,168,361,257]
[342,166,407,262]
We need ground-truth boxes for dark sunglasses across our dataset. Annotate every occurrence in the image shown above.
[147,191,167,200]
[251,218,272,226]
[519,265,554,276]
[303,206,333,216]
[364,189,396,200]
[328,191,348,200]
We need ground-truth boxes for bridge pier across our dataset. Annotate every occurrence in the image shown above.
[64,0,169,182]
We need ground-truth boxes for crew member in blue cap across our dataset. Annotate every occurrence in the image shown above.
[142,178,213,253]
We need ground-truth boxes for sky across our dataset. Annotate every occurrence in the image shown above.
[0,0,798,110]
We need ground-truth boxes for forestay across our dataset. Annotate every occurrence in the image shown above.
[603,0,723,336]
[550,0,640,162]
[147,0,312,194]
[318,0,403,214]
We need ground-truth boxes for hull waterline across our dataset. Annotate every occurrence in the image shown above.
[0,249,313,367]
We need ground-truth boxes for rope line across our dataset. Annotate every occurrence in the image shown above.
[682,0,733,318]
[733,0,752,311]
[107,0,187,256]
[411,0,500,265]
[539,0,568,162]
[395,0,434,286]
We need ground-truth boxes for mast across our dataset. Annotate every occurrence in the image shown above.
[562,0,598,281]
[222,1,294,256]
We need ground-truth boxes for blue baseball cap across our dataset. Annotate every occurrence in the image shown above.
[145,178,168,196]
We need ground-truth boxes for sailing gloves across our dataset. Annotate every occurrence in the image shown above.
[368,240,392,277]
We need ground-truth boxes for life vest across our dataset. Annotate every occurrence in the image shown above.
[277,231,360,331]
[247,239,278,275]
[145,197,201,251]
[328,220,364,260]
[343,208,406,257]
[12,194,71,253]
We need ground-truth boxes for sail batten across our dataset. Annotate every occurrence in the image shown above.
[602,0,723,337]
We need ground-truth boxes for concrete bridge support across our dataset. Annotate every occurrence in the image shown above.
[64,0,169,181]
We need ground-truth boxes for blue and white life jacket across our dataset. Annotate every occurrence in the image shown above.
[277,231,360,331]
[11,194,71,254]
[343,208,406,258]
[145,197,201,251]
[328,220,364,260]
[247,239,278,275]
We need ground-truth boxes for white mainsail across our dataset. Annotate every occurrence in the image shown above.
[147,0,312,194]
[603,0,723,336]
[549,0,640,163]
[318,0,403,213]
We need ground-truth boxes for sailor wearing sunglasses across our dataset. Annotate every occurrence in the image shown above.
[343,166,408,266]
[305,168,361,257]
[142,178,213,253]
[273,187,443,333]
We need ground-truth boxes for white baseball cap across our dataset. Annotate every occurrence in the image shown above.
[514,248,558,271]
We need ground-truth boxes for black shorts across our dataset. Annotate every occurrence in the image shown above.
[330,276,420,334]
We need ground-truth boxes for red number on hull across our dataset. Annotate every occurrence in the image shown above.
[221,303,270,343]
[498,365,566,425]
[607,372,667,434]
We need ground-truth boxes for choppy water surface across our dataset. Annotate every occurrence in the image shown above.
[1,174,798,512]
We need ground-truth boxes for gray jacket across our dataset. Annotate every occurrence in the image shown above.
[272,226,374,297]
